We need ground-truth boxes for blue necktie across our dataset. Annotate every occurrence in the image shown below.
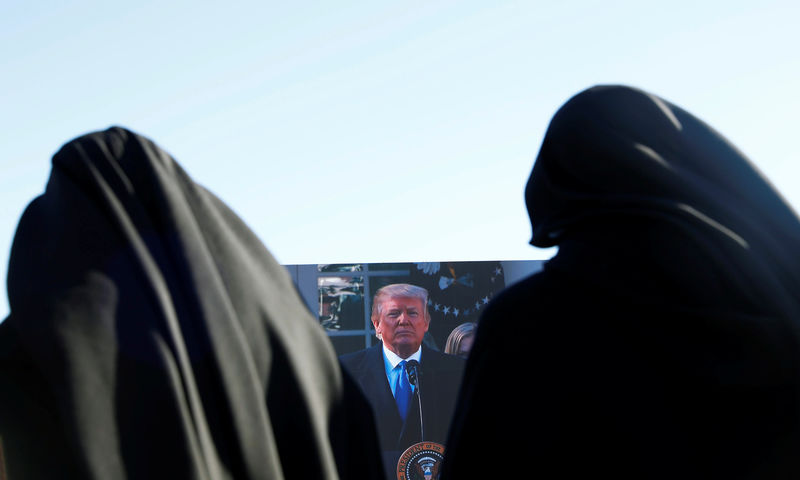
[395,360,412,421]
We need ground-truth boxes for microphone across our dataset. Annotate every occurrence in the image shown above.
[405,359,424,441]
[405,359,420,389]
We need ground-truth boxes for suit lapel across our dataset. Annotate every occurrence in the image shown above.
[358,346,404,442]
[419,347,437,439]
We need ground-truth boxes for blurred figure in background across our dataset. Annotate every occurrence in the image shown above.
[0,127,384,479]
[443,322,476,358]
[442,85,800,479]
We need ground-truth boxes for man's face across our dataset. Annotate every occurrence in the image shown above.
[374,296,429,358]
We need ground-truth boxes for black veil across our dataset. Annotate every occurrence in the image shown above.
[442,86,800,478]
[0,127,382,479]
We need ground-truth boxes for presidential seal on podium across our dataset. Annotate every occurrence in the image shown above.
[396,441,445,480]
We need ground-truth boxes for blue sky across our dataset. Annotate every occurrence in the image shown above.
[1,0,798,318]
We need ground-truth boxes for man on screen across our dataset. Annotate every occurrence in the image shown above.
[339,283,465,479]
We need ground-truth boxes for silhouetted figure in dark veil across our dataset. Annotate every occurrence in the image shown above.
[441,85,800,479]
[0,127,384,479]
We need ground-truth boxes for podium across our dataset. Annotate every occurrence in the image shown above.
[396,441,445,480]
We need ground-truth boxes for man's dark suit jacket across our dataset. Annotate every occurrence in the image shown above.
[340,343,465,479]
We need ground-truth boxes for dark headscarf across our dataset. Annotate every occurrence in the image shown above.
[525,84,800,319]
[442,86,800,478]
[0,127,383,479]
